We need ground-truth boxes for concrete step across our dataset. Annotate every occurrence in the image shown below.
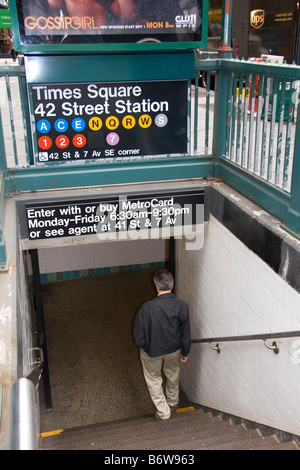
[40,408,299,451]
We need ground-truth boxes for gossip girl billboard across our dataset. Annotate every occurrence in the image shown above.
[9,0,208,51]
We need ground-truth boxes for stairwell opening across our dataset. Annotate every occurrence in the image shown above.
[32,238,182,433]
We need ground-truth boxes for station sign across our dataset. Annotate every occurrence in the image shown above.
[30,80,188,163]
[9,0,208,52]
[24,189,204,245]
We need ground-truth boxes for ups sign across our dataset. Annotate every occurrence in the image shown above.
[250,9,265,29]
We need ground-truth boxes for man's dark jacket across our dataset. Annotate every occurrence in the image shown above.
[133,293,191,358]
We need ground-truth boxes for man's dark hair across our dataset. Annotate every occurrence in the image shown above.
[153,269,174,291]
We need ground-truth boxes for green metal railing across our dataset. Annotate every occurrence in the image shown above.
[0,56,300,267]
[208,58,300,237]
[215,60,299,191]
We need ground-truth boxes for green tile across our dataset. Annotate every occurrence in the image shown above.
[64,271,73,280]
[40,261,166,283]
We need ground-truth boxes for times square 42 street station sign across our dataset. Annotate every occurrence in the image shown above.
[31,80,188,163]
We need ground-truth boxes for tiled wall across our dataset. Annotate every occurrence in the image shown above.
[176,216,300,436]
[37,238,166,282]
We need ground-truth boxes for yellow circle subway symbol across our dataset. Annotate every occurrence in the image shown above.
[122,115,136,129]
[105,116,119,130]
[138,114,152,128]
[88,117,102,131]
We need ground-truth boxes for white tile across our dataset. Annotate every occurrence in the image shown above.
[39,238,165,273]
[177,216,300,435]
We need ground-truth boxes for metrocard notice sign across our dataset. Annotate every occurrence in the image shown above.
[30,80,188,163]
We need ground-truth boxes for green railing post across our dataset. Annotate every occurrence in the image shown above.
[0,108,8,270]
[0,108,7,172]
[0,235,8,271]
[285,100,300,237]
[212,64,228,161]
[219,0,233,59]
[0,171,8,271]
[213,0,233,162]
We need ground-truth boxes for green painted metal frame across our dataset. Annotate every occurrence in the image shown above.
[0,110,8,269]
[0,54,212,269]
[211,59,292,224]
[24,51,196,83]
[1,0,300,272]
[286,109,300,236]
[6,50,213,193]
[215,157,291,222]
[3,57,300,239]
[0,107,6,172]
[2,57,300,235]
[219,0,232,58]
[206,58,300,238]
[7,157,214,193]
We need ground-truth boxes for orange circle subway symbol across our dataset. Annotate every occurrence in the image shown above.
[138,114,152,128]
[89,117,103,131]
[105,116,119,130]
[122,115,136,129]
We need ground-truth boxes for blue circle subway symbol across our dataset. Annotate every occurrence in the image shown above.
[72,118,86,132]
[54,118,68,132]
[37,119,51,133]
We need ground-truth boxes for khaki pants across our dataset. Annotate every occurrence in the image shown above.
[140,349,181,419]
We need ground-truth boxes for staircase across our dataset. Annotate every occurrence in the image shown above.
[40,408,299,451]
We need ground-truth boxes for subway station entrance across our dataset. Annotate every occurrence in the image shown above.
[4,0,300,451]
[18,181,206,434]
[9,0,208,435]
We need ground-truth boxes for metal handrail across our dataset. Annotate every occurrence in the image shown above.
[9,378,39,450]
[9,347,44,450]
[191,330,300,354]
[195,57,300,80]
[25,347,44,387]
